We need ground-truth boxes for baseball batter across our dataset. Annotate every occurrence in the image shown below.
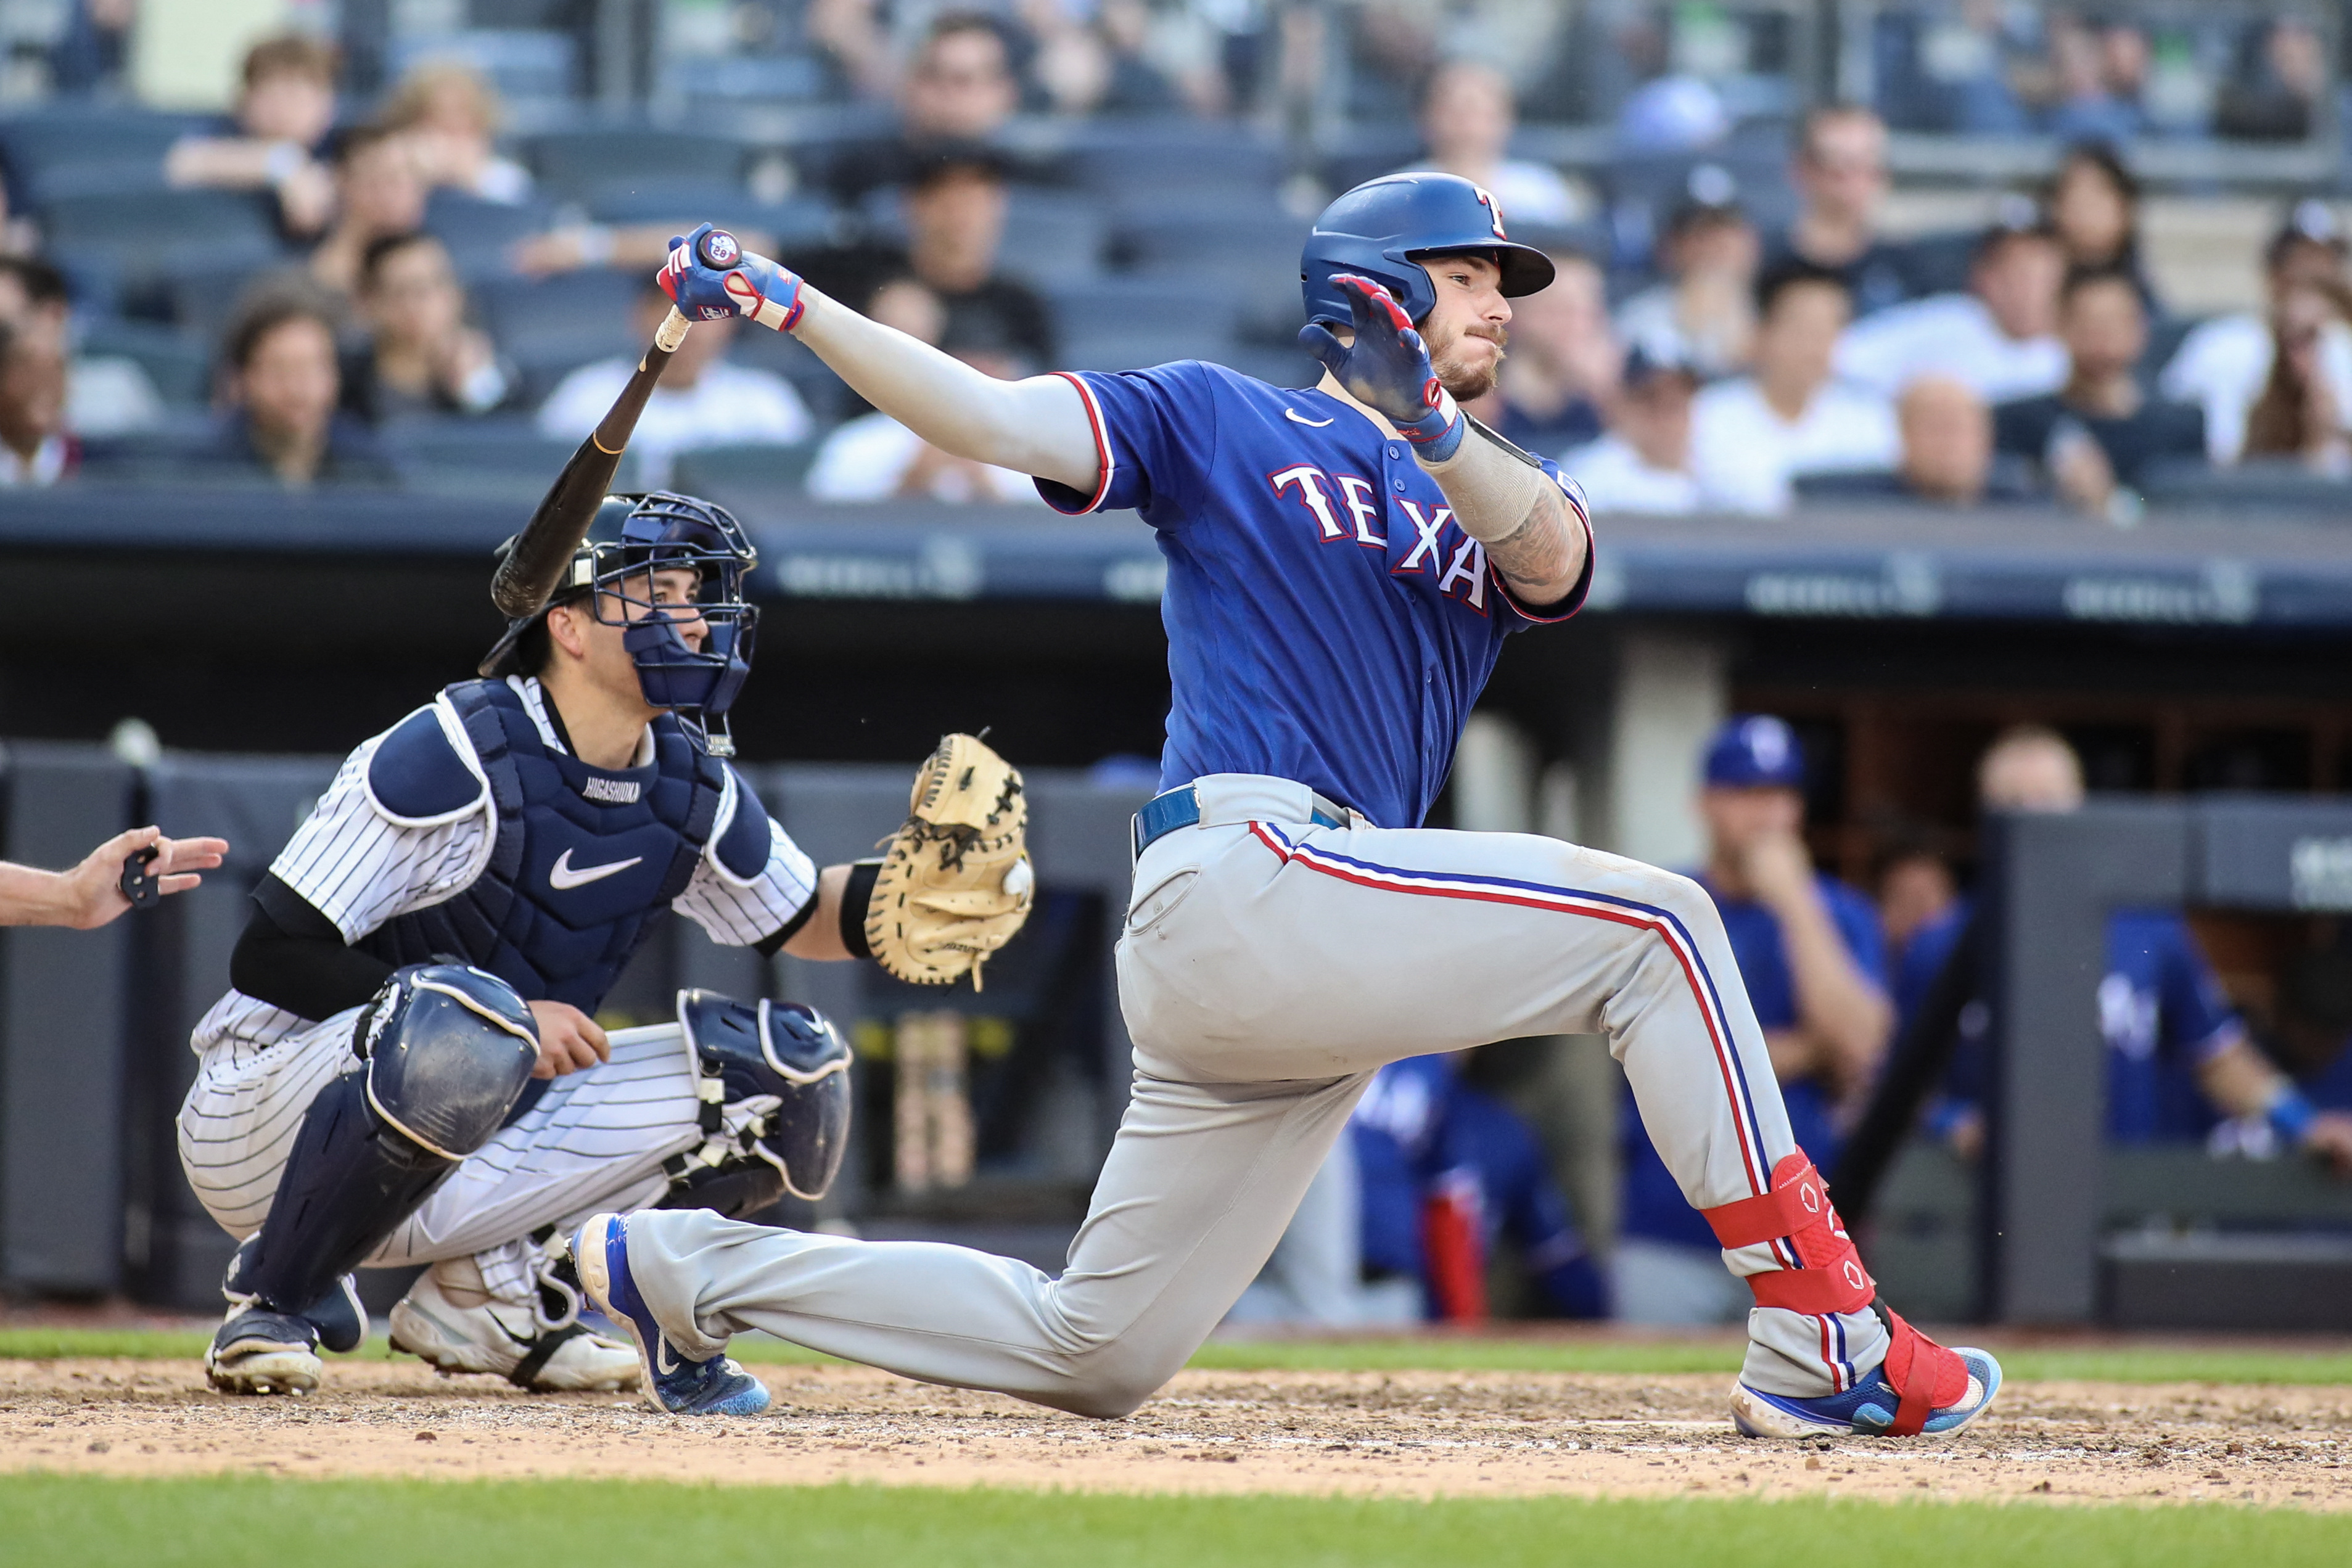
[576,175,2000,1438]
[183,493,1029,1406]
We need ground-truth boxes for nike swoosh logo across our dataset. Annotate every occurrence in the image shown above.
[549,848,644,890]
[656,1336,680,1376]
[1284,408,1334,427]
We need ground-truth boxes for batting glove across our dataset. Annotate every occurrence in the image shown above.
[1297,274,1464,462]
[657,221,805,332]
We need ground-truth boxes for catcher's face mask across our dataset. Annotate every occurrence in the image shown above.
[582,492,759,757]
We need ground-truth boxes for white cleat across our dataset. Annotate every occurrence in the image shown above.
[389,1265,639,1392]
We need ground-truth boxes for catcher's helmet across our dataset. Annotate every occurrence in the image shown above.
[480,491,759,756]
[1300,172,1556,327]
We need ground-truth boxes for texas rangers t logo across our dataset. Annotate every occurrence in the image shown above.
[1473,184,1507,239]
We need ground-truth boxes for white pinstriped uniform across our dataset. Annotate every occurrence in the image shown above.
[177,676,817,1305]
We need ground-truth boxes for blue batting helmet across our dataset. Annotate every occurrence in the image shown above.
[1300,172,1557,327]
[482,491,759,756]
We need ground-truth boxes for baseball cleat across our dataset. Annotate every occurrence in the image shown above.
[388,1266,639,1392]
[205,1306,324,1396]
[570,1213,770,1417]
[1732,1345,2003,1438]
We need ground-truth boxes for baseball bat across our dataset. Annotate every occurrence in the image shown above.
[484,228,736,623]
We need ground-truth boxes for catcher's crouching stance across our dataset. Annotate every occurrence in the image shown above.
[183,490,1033,1403]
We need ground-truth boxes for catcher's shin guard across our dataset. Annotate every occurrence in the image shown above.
[1703,1154,1972,1436]
[672,988,853,1202]
[241,966,538,1315]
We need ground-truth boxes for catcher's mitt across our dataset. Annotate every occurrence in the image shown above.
[866,733,1035,988]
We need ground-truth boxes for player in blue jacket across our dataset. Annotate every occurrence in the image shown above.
[1618,716,1892,1323]
[570,176,2000,1440]
[1897,726,2352,1170]
[1353,1053,1608,1320]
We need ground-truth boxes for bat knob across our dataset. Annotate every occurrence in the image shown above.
[697,228,742,269]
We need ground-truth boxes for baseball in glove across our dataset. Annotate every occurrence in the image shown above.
[866,733,1035,989]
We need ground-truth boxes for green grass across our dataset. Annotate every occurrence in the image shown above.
[0,1476,2345,1568]
[8,1327,2351,1387]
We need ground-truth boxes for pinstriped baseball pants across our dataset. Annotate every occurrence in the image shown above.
[178,1020,709,1305]
[623,773,1888,1416]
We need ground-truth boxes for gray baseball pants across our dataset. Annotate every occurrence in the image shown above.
[621,773,1888,1416]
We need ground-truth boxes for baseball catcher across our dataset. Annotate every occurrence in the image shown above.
[182,490,1032,1404]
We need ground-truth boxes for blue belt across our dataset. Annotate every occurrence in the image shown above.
[1131,783,1347,858]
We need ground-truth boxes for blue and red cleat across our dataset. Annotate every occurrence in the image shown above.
[569,1213,771,1418]
[1732,1345,2003,1438]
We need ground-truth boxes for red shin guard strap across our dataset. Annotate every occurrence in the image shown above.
[1700,1154,1875,1318]
[1878,1308,1970,1436]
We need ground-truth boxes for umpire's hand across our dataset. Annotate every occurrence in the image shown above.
[0,825,228,930]
[527,1000,610,1079]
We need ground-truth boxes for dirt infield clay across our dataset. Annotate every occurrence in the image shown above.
[4,1359,2350,1507]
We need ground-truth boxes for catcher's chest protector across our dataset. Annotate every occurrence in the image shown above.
[359,679,723,1012]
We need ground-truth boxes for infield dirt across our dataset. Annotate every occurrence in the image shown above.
[3,1358,2348,1508]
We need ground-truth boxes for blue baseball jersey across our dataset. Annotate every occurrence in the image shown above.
[1894,899,2242,1143]
[1037,363,1592,829]
[1620,873,1887,1250]
[1352,1054,1605,1318]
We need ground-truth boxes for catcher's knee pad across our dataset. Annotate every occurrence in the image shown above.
[360,964,542,1157]
[673,988,852,1202]
[238,966,538,1316]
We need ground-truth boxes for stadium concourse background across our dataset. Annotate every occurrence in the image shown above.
[4,0,2352,1329]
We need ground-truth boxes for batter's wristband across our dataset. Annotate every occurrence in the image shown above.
[2268,1084,2318,1146]
[841,858,882,959]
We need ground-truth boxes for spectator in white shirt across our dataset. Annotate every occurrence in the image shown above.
[2161,200,2352,464]
[1614,166,1760,381]
[1394,60,1584,227]
[538,282,813,488]
[1688,260,1901,515]
[1835,200,2067,403]
[806,277,1043,504]
[1562,348,1716,514]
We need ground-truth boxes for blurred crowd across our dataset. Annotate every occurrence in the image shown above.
[1236,716,2352,1330]
[0,14,2343,520]
[1534,105,2352,522]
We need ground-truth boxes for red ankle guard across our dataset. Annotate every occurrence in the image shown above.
[1875,1305,1972,1436]
[1703,1154,1970,1435]
[1701,1154,1873,1315]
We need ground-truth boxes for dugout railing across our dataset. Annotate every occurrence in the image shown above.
[1868,797,2352,1332]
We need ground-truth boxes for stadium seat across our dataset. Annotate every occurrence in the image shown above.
[0,107,198,205]
[472,268,644,397]
[1042,276,1239,343]
[80,318,212,408]
[1061,330,1229,373]
[387,29,578,109]
[1064,120,1284,197]
[669,440,822,501]
[167,258,300,340]
[43,187,281,267]
[1115,200,1310,342]
[727,327,855,427]
[424,190,561,281]
[526,128,750,205]
[2142,460,2352,517]
[384,418,635,499]
[583,189,840,253]
[997,187,1111,285]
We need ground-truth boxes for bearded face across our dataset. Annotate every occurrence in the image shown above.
[1421,302,1508,402]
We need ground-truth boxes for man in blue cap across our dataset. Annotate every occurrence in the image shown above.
[1615,715,1894,1323]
